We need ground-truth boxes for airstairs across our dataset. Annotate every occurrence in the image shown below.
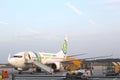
[25,60,53,74]
[33,61,53,74]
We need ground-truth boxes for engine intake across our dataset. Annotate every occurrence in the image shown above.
[51,62,62,72]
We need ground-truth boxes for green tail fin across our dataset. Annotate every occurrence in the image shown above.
[62,37,68,54]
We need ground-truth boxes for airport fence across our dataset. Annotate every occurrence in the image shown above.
[11,74,120,80]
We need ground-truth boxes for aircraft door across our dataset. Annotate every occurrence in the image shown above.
[24,52,31,62]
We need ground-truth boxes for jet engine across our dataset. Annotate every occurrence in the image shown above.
[50,62,63,72]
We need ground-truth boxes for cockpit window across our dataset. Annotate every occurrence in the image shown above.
[13,56,22,58]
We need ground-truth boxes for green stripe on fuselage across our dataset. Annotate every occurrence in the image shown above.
[37,52,42,62]
[43,53,56,59]
[34,51,42,62]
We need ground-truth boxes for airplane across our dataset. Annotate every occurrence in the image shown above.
[8,36,77,74]
[8,36,112,74]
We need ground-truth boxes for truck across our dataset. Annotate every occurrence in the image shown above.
[65,69,92,80]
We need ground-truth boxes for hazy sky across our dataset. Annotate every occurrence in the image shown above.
[0,0,120,63]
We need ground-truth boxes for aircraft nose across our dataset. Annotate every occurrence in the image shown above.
[8,54,17,67]
[8,58,15,66]
[8,58,20,68]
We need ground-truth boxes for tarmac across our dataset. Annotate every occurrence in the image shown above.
[0,66,120,80]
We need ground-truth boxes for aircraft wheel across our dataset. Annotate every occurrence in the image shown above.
[18,71,22,74]
[36,68,41,72]
[31,71,34,74]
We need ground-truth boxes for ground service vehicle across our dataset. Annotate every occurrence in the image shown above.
[103,62,119,76]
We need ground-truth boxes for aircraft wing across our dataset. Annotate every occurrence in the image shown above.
[61,54,112,71]
[63,54,113,62]
[79,54,113,60]
[67,53,87,57]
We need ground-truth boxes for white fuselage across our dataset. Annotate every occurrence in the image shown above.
[8,51,65,71]
[8,36,68,72]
